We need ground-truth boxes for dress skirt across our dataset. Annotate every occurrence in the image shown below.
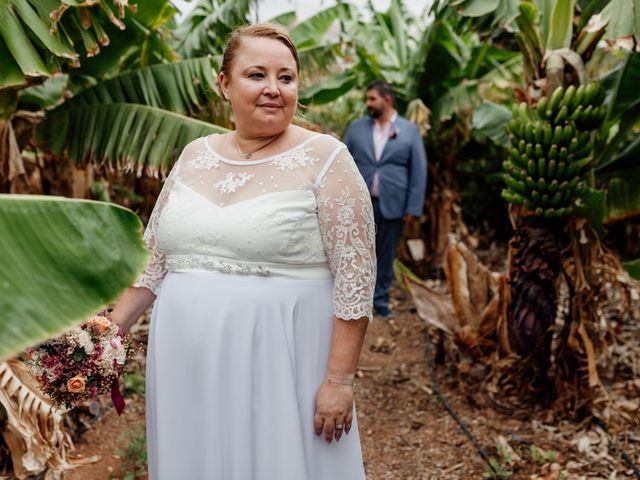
[145,271,365,480]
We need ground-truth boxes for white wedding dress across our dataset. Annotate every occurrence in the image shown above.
[133,133,376,480]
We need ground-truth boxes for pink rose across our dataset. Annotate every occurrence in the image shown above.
[67,375,86,393]
[89,315,112,334]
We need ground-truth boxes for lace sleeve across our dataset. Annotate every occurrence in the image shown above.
[132,157,182,295]
[315,145,376,321]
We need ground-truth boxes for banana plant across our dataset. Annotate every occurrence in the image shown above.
[295,0,431,106]
[173,0,255,59]
[36,57,228,175]
[0,0,176,95]
[1,0,109,92]
[449,0,640,417]
[443,0,638,91]
[0,195,149,360]
[0,0,192,193]
[289,3,356,99]
[452,0,640,228]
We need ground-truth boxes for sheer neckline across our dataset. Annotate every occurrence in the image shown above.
[203,133,325,166]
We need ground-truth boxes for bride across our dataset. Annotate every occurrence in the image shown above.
[109,23,376,479]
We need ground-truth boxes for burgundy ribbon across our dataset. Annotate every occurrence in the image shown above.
[111,377,126,415]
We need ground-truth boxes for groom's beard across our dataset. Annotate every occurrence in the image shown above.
[367,106,383,118]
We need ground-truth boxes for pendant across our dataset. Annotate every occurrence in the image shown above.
[244,153,252,159]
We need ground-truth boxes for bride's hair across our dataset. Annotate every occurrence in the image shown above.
[220,23,300,78]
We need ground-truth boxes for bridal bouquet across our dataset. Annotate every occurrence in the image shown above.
[25,315,129,414]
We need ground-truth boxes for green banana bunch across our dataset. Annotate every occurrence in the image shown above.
[501,83,606,217]
[535,82,606,131]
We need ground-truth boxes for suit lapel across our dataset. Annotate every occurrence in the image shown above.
[366,118,376,163]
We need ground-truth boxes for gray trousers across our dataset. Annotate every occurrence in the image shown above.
[371,198,405,312]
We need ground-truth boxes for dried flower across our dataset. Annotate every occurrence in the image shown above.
[25,317,131,412]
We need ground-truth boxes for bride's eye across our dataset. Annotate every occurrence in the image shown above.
[249,73,264,79]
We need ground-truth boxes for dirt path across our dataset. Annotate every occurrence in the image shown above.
[358,288,638,479]
[62,288,638,479]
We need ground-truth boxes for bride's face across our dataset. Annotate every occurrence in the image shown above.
[220,37,298,136]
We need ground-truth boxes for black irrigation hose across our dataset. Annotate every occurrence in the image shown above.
[619,450,640,480]
[421,323,640,479]
[422,323,498,476]
[593,418,640,479]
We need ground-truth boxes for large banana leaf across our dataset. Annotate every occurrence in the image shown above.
[405,15,440,100]
[174,0,254,58]
[76,0,178,77]
[63,57,218,115]
[546,0,575,49]
[339,0,430,99]
[0,0,144,90]
[0,2,56,86]
[472,101,513,146]
[595,52,640,172]
[37,103,227,174]
[599,0,640,43]
[439,0,521,34]
[289,4,349,48]
[288,4,352,75]
[604,166,640,222]
[299,70,358,106]
[0,39,29,90]
[0,0,78,89]
[623,258,640,280]
[604,134,640,172]
[459,0,502,17]
[18,74,70,110]
[0,195,149,360]
[432,80,482,124]
[602,51,640,122]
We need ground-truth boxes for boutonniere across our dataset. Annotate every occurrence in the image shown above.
[389,126,400,140]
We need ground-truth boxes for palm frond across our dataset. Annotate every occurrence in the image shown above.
[65,57,218,115]
[174,0,255,58]
[289,4,350,48]
[38,103,227,173]
[288,4,352,77]
[0,0,144,89]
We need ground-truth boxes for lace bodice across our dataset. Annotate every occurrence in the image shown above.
[133,133,376,321]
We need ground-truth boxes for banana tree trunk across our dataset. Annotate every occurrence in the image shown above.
[507,217,562,362]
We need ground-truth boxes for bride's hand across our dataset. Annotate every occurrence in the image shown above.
[313,377,354,443]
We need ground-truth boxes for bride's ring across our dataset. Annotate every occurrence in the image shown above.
[336,424,344,429]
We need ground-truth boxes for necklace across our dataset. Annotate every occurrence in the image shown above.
[234,132,283,160]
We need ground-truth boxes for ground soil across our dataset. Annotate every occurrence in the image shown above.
[59,288,638,480]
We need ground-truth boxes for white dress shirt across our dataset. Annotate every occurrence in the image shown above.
[371,110,398,198]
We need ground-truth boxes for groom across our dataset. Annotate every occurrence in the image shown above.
[344,80,427,318]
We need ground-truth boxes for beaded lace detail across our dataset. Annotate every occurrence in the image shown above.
[269,147,318,171]
[186,149,220,170]
[166,255,270,277]
[133,133,376,320]
[213,172,254,193]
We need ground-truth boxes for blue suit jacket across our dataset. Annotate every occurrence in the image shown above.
[344,115,427,220]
